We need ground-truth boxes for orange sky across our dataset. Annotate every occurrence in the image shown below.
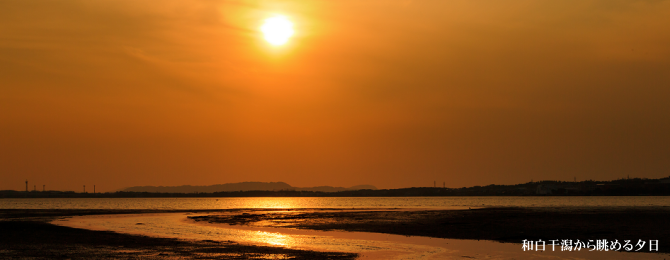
[1,0,670,192]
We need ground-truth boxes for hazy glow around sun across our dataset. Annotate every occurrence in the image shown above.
[261,15,294,46]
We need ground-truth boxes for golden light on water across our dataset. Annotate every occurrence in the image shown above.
[256,231,291,247]
[261,15,295,46]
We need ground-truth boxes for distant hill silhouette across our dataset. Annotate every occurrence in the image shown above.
[4,176,670,198]
[120,182,377,193]
[296,185,377,192]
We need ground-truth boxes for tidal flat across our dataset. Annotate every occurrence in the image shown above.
[1,207,669,259]
[189,207,670,253]
[0,209,357,259]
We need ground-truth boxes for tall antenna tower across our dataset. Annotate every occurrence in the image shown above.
[83,185,86,193]
[25,180,28,192]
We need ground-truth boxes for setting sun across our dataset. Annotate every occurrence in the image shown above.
[260,15,294,46]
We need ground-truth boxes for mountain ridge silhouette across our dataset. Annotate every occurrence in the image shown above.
[120,182,377,193]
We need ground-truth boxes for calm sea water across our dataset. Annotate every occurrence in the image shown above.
[2,196,669,209]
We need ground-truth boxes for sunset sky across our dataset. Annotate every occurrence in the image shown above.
[1,0,669,192]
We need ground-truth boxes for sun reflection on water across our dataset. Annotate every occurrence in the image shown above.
[237,198,300,209]
[6,197,670,210]
[253,231,291,247]
[55,213,670,260]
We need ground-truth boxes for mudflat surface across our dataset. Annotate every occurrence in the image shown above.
[190,207,670,253]
[0,209,357,260]
[3,207,669,258]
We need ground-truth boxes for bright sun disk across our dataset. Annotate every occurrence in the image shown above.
[261,16,294,46]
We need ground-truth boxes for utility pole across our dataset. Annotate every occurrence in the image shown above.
[25,180,28,192]
[83,185,86,193]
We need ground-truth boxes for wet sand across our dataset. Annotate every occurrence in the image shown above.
[190,207,670,254]
[0,209,357,259]
[2,207,669,259]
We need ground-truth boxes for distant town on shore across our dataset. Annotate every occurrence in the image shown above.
[3,176,670,198]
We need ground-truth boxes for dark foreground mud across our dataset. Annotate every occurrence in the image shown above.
[0,210,357,260]
[191,207,670,253]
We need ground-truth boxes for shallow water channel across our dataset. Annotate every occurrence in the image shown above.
[53,211,668,260]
